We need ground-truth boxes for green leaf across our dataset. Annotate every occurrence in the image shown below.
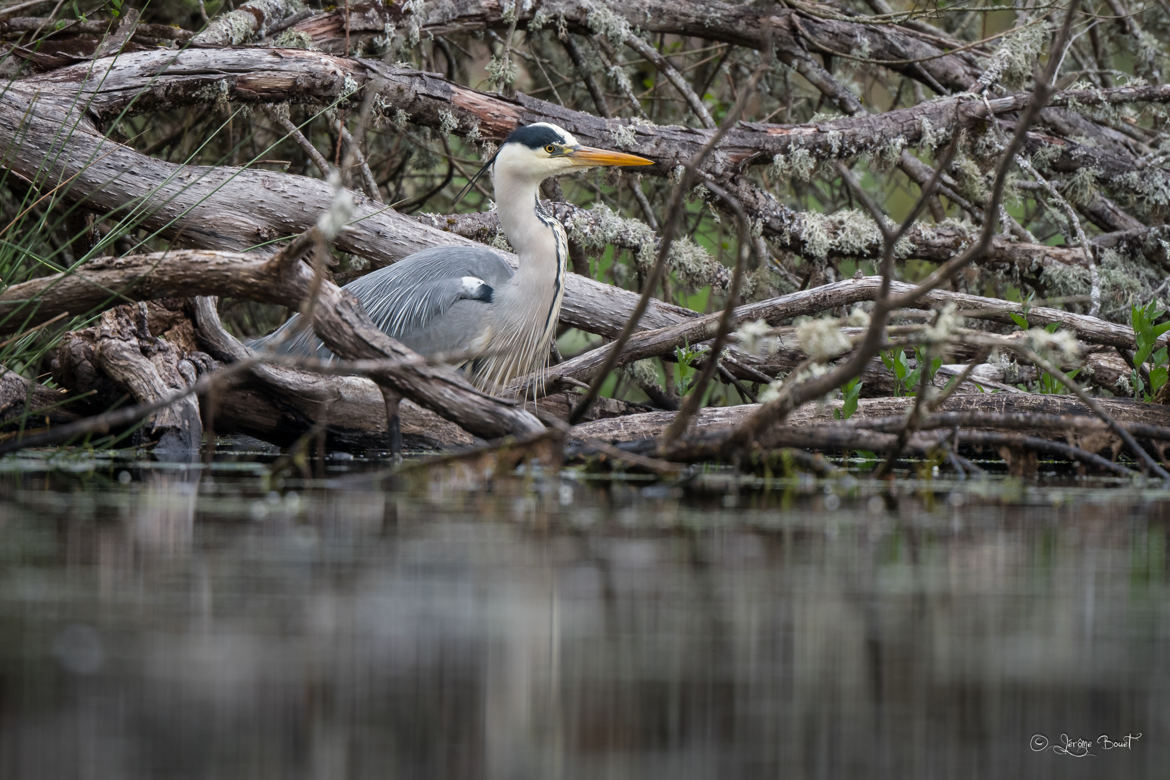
[1150,365,1168,395]
[836,377,863,420]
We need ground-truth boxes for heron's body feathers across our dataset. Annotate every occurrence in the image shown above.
[249,242,563,391]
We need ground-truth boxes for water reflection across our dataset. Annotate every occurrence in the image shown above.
[0,466,1167,779]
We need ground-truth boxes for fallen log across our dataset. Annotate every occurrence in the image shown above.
[572,393,1170,453]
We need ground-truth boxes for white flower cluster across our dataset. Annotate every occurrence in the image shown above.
[846,305,870,328]
[796,316,852,361]
[316,172,355,240]
[733,319,781,356]
[925,303,960,343]
[759,364,831,404]
[1026,328,1081,365]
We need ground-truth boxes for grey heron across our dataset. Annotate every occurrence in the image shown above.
[253,122,653,394]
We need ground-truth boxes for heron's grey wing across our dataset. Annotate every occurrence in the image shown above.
[249,246,514,360]
[349,246,512,346]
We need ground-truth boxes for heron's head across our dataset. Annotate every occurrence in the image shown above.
[492,122,654,185]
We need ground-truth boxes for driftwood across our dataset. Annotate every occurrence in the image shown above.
[52,301,205,457]
[0,363,76,431]
[573,394,1170,445]
[571,394,1170,480]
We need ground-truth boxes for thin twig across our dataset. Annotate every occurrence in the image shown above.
[568,55,766,424]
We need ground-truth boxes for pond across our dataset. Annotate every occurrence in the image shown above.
[0,452,1166,779]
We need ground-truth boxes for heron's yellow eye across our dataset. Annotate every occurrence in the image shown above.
[544,144,557,154]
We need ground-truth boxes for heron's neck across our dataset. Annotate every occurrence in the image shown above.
[480,171,567,390]
[495,174,564,285]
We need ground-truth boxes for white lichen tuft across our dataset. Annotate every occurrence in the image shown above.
[621,359,662,390]
[608,118,652,149]
[1135,29,1163,77]
[529,8,551,31]
[1029,143,1061,170]
[528,8,568,38]
[402,0,426,46]
[801,217,831,260]
[1063,166,1100,206]
[586,5,632,45]
[223,13,256,45]
[918,115,950,150]
[1119,169,1170,209]
[976,17,1049,92]
[770,146,817,182]
[194,79,231,112]
[438,109,459,136]
[831,210,884,255]
[486,54,518,90]
[606,63,634,95]
[273,29,314,50]
[878,136,907,169]
[824,129,844,158]
[565,204,722,288]
[1097,248,1162,318]
[953,154,990,201]
[1038,260,1088,300]
[464,118,482,144]
[797,210,883,260]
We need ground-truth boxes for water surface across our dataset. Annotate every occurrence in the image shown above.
[0,456,1166,779]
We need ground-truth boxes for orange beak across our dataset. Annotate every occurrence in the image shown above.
[566,146,655,167]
